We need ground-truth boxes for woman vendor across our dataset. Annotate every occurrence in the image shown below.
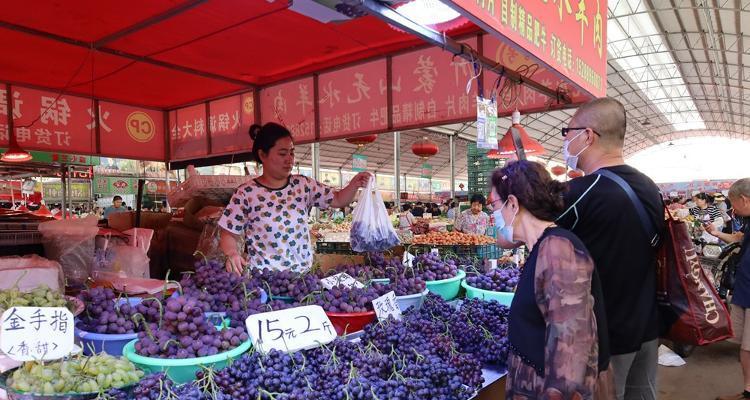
[218,123,370,274]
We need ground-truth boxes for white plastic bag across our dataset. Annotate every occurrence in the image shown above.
[38,216,99,289]
[349,177,400,252]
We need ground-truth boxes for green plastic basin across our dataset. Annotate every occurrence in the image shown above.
[122,337,251,384]
[425,269,466,300]
[461,280,515,306]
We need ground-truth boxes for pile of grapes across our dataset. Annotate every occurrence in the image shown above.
[133,296,248,359]
[309,285,382,313]
[105,372,207,400]
[247,268,322,302]
[7,354,143,395]
[76,287,137,334]
[180,259,260,313]
[0,285,69,312]
[413,252,458,281]
[350,220,400,253]
[464,267,520,292]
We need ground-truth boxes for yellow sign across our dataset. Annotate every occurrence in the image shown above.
[243,96,254,115]
[126,111,156,143]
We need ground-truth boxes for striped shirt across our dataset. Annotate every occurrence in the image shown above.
[689,205,723,223]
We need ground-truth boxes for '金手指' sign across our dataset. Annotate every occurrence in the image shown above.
[1,307,74,361]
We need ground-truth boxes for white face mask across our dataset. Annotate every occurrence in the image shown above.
[562,129,590,171]
[493,199,517,244]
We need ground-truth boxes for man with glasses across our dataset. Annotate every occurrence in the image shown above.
[556,97,664,400]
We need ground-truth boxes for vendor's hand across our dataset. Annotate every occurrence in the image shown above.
[704,222,719,237]
[349,172,372,189]
[225,253,247,275]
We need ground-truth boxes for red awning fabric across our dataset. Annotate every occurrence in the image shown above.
[0,0,477,109]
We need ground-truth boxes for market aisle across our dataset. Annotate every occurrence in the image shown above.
[659,341,742,399]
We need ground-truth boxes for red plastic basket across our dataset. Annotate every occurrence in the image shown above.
[325,311,377,335]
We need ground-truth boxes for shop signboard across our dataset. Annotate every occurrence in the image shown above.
[421,164,433,179]
[391,37,479,130]
[145,180,172,195]
[209,93,255,155]
[170,104,208,160]
[318,59,388,140]
[43,181,91,201]
[0,149,98,165]
[94,158,140,176]
[445,0,607,97]
[94,177,137,195]
[260,77,316,144]
[143,161,176,179]
[352,154,367,172]
[99,102,165,161]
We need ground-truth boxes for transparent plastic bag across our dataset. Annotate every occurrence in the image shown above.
[196,219,224,260]
[349,178,400,252]
[38,216,99,290]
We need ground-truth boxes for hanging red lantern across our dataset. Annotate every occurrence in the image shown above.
[412,137,439,159]
[567,170,584,179]
[550,165,566,176]
[345,134,378,148]
[487,110,546,159]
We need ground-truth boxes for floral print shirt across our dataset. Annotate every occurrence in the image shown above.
[455,209,489,235]
[506,234,609,400]
[218,175,334,272]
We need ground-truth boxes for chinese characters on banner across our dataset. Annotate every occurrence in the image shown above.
[209,93,255,154]
[99,102,165,161]
[1,307,74,361]
[7,87,94,154]
[445,0,607,97]
[352,154,368,172]
[170,104,208,160]
[245,305,336,353]
[318,59,388,140]
[391,37,479,129]
[260,77,316,143]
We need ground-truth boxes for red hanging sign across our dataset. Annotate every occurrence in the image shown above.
[209,93,255,155]
[445,0,607,97]
[318,59,388,140]
[260,77,316,144]
[170,104,208,160]
[99,102,165,161]
[391,37,479,129]
[9,86,95,154]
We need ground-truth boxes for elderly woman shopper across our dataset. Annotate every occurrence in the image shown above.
[489,160,613,399]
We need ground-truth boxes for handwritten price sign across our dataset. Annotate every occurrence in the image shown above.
[245,305,336,353]
[1,307,74,361]
[372,291,402,322]
[320,273,365,290]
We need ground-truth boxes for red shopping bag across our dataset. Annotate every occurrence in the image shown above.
[657,209,733,345]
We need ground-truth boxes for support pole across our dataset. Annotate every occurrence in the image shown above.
[393,132,401,211]
[449,135,455,200]
[311,143,320,220]
[61,166,67,220]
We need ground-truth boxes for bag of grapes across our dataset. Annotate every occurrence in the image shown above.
[350,177,400,253]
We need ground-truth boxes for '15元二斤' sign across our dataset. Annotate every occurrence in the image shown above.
[245,305,336,353]
[1,307,74,361]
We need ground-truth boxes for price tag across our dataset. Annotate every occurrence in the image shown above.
[245,305,336,353]
[431,248,439,256]
[372,291,402,321]
[488,259,498,269]
[1,307,74,361]
[403,252,415,268]
[320,273,365,290]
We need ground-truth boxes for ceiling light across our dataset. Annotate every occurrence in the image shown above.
[396,0,464,30]
[1,132,32,163]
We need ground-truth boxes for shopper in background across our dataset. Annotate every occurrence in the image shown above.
[399,204,416,229]
[455,194,489,235]
[103,196,128,219]
[429,203,442,217]
[218,123,370,274]
[412,202,425,217]
[491,160,612,399]
[690,192,723,224]
[447,201,459,220]
[557,97,663,400]
[709,179,750,400]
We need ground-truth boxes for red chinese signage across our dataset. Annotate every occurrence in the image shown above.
[99,102,165,161]
[8,87,95,154]
[391,37,479,129]
[209,93,255,155]
[318,59,387,140]
[260,77,316,143]
[170,104,208,160]
[446,0,607,97]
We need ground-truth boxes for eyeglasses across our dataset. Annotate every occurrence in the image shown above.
[561,127,602,138]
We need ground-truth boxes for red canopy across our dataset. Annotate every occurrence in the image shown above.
[0,0,477,109]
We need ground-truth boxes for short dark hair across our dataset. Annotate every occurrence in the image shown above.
[113,195,123,201]
[402,204,412,211]
[249,123,293,164]
[491,160,567,221]
[470,194,485,205]
[694,192,710,201]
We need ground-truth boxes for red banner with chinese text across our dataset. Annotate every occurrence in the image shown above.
[260,77,316,143]
[446,0,607,98]
[318,59,388,140]
[391,37,479,129]
[209,93,255,155]
[99,102,165,161]
[170,104,208,160]
[10,86,95,154]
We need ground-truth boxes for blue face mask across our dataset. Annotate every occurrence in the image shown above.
[493,199,517,244]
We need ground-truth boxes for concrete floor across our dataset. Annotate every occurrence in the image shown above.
[659,341,743,400]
